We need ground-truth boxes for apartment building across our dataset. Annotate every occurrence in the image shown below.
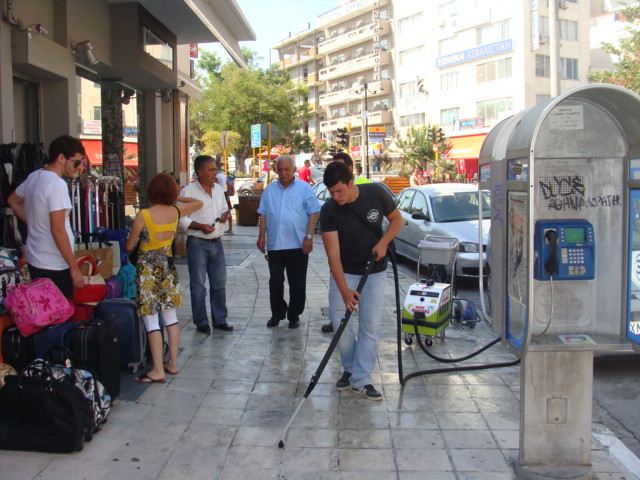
[275,0,394,167]
[590,0,636,74]
[275,0,591,177]
[409,0,589,177]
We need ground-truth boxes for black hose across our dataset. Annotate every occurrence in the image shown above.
[388,244,404,383]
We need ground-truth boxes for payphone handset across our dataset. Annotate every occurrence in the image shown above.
[534,220,595,281]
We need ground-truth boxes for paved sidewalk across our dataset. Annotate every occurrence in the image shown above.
[0,224,637,479]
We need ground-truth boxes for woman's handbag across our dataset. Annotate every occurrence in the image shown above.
[73,256,107,305]
[5,278,74,336]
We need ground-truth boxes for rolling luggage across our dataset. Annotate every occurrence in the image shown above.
[33,321,75,360]
[70,318,121,398]
[1,326,35,372]
[94,298,146,373]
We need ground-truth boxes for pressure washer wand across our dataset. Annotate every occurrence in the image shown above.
[278,257,375,449]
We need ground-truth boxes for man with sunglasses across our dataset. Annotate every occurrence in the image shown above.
[8,135,86,298]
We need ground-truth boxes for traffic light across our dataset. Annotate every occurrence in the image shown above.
[336,128,349,148]
[328,144,337,156]
[435,127,445,144]
[428,127,436,143]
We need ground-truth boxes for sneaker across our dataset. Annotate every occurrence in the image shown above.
[321,322,334,333]
[288,318,300,329]
[352,384,383,401]
[335,371,351,390]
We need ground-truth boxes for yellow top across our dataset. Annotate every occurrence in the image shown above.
[140,208,178,252]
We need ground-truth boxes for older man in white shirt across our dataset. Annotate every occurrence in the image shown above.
[180,155,233,334]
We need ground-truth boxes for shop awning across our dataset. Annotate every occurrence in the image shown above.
[447,134,488,159]
[81,139,139,167]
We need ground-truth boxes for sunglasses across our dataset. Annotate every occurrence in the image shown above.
[68,157,83,168]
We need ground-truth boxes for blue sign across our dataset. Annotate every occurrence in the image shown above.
[436,39,513,69]
[251,124,261,148]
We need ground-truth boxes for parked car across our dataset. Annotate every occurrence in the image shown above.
[236,173,271,196]
[393,183,490,279]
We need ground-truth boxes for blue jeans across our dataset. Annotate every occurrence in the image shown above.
[187,237,228,327]
[329,271,386,389]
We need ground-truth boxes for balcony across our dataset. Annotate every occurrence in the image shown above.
[318,79,390,107]
[318,0,389,27]
[319,50,390,82]
[319,109,392,133]
[281,48,316,67]
[318,21,390,55]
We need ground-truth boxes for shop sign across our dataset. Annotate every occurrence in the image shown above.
[82,120,101,135]
[459,117,484,130]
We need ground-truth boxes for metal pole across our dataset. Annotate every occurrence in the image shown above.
[549,0,560,96]
[266,122,272,183]
[364,83,370,179]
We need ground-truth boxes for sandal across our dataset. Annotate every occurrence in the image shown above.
[163,365,178,375]
[135,374,166,384]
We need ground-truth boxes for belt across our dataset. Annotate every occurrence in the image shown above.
[191,236,221,243]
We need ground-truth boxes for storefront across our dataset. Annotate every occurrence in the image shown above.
[447,133,488,180]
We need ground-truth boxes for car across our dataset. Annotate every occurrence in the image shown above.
[393,183,490,280]
[236,173,271,196]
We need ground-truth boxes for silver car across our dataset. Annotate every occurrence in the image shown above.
[394,183,491,279]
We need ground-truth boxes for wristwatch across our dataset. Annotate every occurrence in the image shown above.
[304,234,313,240]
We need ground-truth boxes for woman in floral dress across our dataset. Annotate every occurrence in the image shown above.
[126,173,202,383]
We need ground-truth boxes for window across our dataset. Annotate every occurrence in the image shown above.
[398,12,424,36]
[143,26,173,70]
[539,18,578,42]
[440,71,459,90]
[411,192,428,215]
[399,46,424,66]
[536,54,550,77]
[397,190,415,212]
[399,82,417,99]
[477,97,513,126]
[399,113,425,127]
[536,55,579,80]
[476,19,511,45]
[561,57,578,80]
[440,107,459,126]
[93,106,101,121]
[476,58,512,83]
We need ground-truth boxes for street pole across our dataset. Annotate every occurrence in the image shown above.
[364,82,370,179]
[549,0,560,96]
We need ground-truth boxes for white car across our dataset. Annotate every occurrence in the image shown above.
[394,183,490,280]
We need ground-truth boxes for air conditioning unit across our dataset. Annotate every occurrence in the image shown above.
[539,34,547,45]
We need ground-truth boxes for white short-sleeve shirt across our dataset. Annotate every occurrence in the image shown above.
[15,169,74,270]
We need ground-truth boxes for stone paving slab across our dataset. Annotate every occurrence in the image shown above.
[0,224,637,480]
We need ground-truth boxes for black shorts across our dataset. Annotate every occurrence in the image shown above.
[28,265,73,300]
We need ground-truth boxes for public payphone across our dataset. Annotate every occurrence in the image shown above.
[534,220,595,281]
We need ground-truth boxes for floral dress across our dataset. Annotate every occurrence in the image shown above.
[136,209,182,317]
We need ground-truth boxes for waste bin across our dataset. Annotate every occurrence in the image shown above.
[236,195,261,226]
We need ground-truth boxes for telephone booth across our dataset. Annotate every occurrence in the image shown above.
[479,84,640,479]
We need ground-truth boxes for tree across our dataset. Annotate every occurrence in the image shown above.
[197,50,222,82]
[590,5,640,93]
[201,130,241,157]
[189,50,308,160]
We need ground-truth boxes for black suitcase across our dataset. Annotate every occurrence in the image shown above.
[94,298,146,373]
[70,319,121,398]
[1,326,35,372]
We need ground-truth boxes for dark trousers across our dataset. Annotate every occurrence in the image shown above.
[28,264,73,300]
[267,249,309,321]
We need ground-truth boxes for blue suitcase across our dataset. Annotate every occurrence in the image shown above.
[33,322,76,361]
[94,299,146,374]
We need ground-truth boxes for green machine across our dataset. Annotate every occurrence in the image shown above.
[402,279,452,346]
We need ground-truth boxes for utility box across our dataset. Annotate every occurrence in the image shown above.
[236,195,261,226]
[479,84,640,479]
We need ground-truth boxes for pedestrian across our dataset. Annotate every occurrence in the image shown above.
[320,151,370,333]
[256,155,321,329]
[298,159,314,185]
[180,155,234,334]
[7,135,86,299]
[215,159,234,234]
[320,161,403,400]
[125,173,203,383]
[410,166,426,187]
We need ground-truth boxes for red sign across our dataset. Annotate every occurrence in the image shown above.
[189,43,199,59]
[350,145,361,158]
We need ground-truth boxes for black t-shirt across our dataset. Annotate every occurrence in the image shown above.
[320,183,396,275]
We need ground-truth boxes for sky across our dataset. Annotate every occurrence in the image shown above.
[203,0,341,68]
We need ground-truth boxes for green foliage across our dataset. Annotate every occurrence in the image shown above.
[201,130,241,156]
[590,5,640,93]
[190,49,308,159]
[433,155,458,183]
[392,125,451,172]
